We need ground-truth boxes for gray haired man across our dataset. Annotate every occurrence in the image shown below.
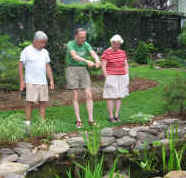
[19,31,54,125]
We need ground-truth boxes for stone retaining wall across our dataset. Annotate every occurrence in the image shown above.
[0,118,186,178]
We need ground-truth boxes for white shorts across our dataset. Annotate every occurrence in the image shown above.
[103,74,129,99]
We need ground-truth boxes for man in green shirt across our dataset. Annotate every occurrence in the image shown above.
[65,28,100,128]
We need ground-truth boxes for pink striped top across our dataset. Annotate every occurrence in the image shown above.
[101,48,128,75]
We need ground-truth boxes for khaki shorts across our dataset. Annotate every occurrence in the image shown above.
[26,84,48,102]
[65,66,91,89]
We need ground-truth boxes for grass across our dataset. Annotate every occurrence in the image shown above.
[0,66,186,142]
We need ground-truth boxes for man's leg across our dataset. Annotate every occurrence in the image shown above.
[25,101,33,121]
[106,99,114,119]
[115,99,121,119]
[73,89,81,122]
[39,101,47,120]
[85,88,93,122]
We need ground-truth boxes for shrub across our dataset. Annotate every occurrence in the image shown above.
[178,31,186,47]
[163,76,186,115]
[156,59,182,68]
[134,41,156,64]
[0,113,25,143]
[0,35,21,90]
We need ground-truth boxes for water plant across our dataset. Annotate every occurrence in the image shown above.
[82,126,101,156]
[162,124,186,173]
[66,157,123,178]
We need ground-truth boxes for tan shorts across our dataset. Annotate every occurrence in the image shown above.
[103,74,129,99]
[65,66,91,89]
[26,84,48,102]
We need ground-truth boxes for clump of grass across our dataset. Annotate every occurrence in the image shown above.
[0,113,25,143]
[31,118,56,137]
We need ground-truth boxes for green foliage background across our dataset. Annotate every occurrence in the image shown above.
[0,0,182,88]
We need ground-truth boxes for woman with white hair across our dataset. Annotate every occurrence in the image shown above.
[101,34,129,122]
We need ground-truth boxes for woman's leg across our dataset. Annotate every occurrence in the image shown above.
[106,99,114,119]
[115,98,121,119]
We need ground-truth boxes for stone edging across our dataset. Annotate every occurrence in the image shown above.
[0,118,186,178]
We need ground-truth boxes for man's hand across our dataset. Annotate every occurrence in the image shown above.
[50,80,55,90]
[95,61,101,68]
[87,60,95,68]
[20,80,25,91]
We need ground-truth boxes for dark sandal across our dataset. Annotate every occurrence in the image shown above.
[88,121,96,126]
[76,121,82,128]
[109,118,116,123]
[114,117,120,122]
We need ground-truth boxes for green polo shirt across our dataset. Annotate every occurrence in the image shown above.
[65,40,93,67]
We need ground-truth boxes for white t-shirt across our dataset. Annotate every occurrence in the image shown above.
[20,45,50,84]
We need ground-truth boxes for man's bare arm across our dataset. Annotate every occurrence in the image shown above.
[70,50,94,67]
[90,50,101,68]
[19,61,25,91]
[46,63,54,89]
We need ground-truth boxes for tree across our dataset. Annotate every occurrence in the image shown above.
[33,0,66,87]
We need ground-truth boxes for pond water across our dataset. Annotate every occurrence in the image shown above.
[26,150,186,178]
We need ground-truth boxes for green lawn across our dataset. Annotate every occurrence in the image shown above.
[0,66,185,141]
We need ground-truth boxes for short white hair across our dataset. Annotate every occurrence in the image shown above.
[110,34,124,44]
[33,31,48,41]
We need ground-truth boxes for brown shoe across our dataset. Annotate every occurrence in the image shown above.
[88,121,96,126]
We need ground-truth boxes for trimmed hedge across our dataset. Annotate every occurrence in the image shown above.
[0,1,182,88]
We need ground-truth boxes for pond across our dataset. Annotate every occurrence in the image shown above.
[26,146,186,178]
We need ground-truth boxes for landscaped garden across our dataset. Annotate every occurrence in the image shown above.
[0,0,186,178]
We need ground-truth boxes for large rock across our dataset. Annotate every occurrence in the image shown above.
[13,147,31,156]
[113,128,128,138]
[136,132,159,144]
[164,170,186,178]
[0,162,28,176]
[17,150,48,171]
[102,146,116,153]
[116,136,136,147]
[0,154,18,163]
[137,128,159,136]
[150,125,169,131]
[0,148,18,163]
[129,128,138,137]
[0,149,14,155]
[101,137,115,147]
[66,137,84,147]
[49,140,70,154]
[16,142,33,149]
[101,128,113,137]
